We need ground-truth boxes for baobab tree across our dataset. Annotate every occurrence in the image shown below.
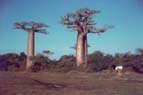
[14,21,48,71]
[61,8,113,67]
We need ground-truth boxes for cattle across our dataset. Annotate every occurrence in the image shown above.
[115,65,123,75]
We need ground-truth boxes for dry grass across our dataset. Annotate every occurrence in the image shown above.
[0,71,143,95]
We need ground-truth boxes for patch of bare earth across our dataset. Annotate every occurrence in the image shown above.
[0,71,143,95]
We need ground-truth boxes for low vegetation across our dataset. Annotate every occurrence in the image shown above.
[0,48,143,74]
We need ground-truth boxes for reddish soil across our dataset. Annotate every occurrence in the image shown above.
[0,71,143,95]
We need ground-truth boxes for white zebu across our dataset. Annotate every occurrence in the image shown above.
[115,65,123,75]
[115,65,123,71]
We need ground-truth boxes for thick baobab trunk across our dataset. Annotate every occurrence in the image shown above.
[83,35,88,65]
[26,31,35,71]
[76,33,85,66]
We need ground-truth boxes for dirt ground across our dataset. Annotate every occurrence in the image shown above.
[0,71,143,95]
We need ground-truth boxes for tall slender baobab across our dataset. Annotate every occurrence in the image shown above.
[61,8,113,67]
[14,21,48,71]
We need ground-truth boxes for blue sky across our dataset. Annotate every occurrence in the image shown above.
[0,0,143,59]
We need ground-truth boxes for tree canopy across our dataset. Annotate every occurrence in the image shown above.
[14,21,48,34]
[61,8,113,34]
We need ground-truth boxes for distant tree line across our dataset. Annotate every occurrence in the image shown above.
[0,48,143,73]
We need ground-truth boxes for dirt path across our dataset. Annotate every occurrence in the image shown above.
[0,71,143,95]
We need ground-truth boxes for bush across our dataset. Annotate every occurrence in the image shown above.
[87,62,110,72]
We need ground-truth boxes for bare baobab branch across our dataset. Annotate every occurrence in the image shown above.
[61,8,100,34]
[88,25,114,34]
[14,21,48,34]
